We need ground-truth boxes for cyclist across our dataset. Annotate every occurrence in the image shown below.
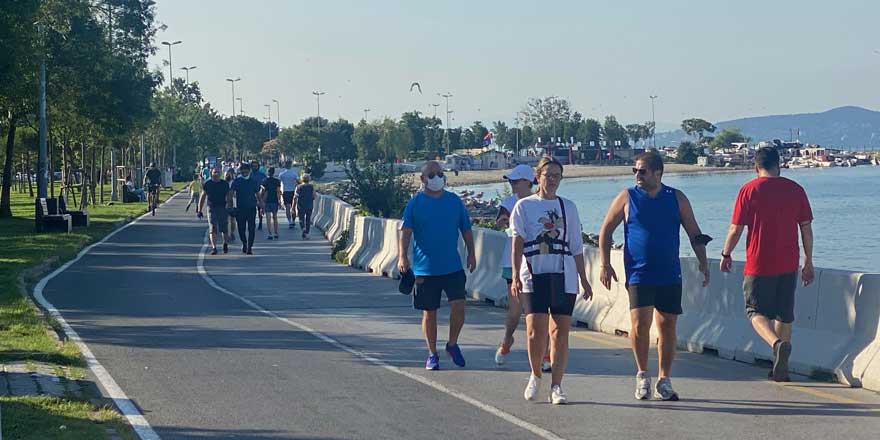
[144,163,163,215]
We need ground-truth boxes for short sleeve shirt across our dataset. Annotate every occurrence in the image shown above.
[731,176,812,276]
[401,191,472,276]
[261,177,281,201]
[146,168,162,186]
[231,176,261,210]
[279,169,300,192]
[203,179,229,208]
[511,194,584,293]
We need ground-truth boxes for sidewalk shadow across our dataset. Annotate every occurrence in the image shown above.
[576,398,880,417]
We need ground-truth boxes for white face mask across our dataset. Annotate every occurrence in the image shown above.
[242,173,251,180]
[425,175,445,192]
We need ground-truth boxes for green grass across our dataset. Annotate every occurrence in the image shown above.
[0,396,138,440]
[0,182,184,439]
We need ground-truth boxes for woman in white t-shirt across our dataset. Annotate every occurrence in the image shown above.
[511,157,593,405]
[494,165,555,372]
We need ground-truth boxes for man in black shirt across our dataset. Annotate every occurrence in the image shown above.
[230,163,262,254]
[260,167,283,240]
[143,163,163,215]
[198,168,233,255]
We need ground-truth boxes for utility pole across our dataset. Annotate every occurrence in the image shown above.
[649,95,658,149]
[264,104,272,139]
[272,99,280,127]
[37,23,48,199]
[225,77,240,116]
[161,40,182,86]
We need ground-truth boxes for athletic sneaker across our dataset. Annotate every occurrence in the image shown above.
[210,248,218,255]
[267,235,273,240]
[242,244,247,254]
[635,372,651,400]
[772,340,792,382]
[495,344,511,366]
[274,235,279,239]
[541,354,552,373]
[445,343,466,367]
[223,243,228,254]
[523,374,541,401]
[654,377,679,401]
[426,353,440,370]
[550,384,568,405]
[246,248,253,255]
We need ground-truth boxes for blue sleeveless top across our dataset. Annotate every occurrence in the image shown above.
[623,185,682,285]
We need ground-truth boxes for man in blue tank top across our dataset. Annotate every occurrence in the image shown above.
[598,151,710,401]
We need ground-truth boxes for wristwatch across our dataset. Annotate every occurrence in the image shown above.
[721,253,732,259]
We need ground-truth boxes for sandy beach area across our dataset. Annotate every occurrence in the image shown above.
[434,164,745,187]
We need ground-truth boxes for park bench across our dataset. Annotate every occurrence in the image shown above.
[35,198,71,233]
[58,194,89,227]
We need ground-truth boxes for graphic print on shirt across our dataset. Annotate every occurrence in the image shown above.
[535,208,565,255]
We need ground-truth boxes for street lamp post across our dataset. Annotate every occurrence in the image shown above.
[161,40,182,86]
[272,99,280,127]
[225,77,241,116]
[313,91,326,161]
[264,104,273,139]
[181,66,197,83]
[363,108,370,121]
[431,103,440,118]
[438,93,453,155]
[236,97,244,116]
[650,95,658,149]
[37,23,48,199]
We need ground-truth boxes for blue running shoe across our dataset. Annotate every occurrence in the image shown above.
[446,343,466,367]
[426,353,440,370]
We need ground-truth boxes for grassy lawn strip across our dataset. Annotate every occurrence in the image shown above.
[0,396,138,440]
[0,183,185,438]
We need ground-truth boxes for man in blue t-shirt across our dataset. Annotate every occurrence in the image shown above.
[398,161,476,371]
[231,163,262,255]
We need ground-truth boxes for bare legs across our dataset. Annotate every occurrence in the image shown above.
[751,315,791,348]
[630,307,678,377]
[526,313,571,386]
[422,299,466,353]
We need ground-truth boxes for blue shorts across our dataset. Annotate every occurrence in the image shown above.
[264,202,279,213]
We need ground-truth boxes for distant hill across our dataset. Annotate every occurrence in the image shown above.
[655,106,880,149]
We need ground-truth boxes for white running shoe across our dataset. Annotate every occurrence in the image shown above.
[550,384,568,405]
[635,372,651,400]
[654,377,679,401]
[494,345,510,365]
[523,374,541,401]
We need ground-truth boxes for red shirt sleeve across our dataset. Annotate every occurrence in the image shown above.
[797,186,813,224]
[731,185,752,226]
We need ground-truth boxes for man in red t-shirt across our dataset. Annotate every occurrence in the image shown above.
[720,147,814,382]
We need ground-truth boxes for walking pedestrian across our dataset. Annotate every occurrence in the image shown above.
[720,146,813,382]
[511,157,593,405]
[493,165,552,373]
[250,160,266,231]
[278,161,300,229]
[197,168,232,255]
[260,167,282,240]
[598,151,710,401]
[185,172,203,212]
[230,163,262,255]
[225,168,237,243]
[293,174,316,239]
[398,161,477,371]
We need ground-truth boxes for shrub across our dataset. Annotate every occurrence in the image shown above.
[331,229,350,263]
[336,161,416,218]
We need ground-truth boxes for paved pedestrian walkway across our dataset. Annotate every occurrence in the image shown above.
[42,194,880,439]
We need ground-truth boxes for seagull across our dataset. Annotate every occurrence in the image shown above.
[410,82,422,94]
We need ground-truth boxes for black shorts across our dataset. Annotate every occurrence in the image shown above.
[147,184,160,194]
[282,191,295,205]
[413,270,467,311]
[743,272,796,323]
[627,284,683,315]
[524,273,576,316]
[207,206,228,234]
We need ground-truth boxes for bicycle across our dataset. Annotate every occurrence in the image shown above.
[147,184,161,215]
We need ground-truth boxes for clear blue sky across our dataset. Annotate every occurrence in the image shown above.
[150,0,880,131]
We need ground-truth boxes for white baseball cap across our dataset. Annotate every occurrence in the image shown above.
[503,164,536,183]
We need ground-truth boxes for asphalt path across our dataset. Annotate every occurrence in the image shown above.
[41,193,880,439]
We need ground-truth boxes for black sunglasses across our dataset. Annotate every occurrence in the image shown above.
[426,172,445,179]
[632,168,648,176]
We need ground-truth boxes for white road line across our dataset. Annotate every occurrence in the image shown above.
[33,191,185,440]
[196,232,567,440]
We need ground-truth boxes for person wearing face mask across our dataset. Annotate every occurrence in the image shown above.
[225,168,238,244]
[230,163,262,254]
[398,161,477,371]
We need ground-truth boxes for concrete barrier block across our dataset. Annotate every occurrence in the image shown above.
[572,248,618,332]
[833,273,880,388]
[344,215,366,267]
[463,228,509,306]
[367,219,402,278]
